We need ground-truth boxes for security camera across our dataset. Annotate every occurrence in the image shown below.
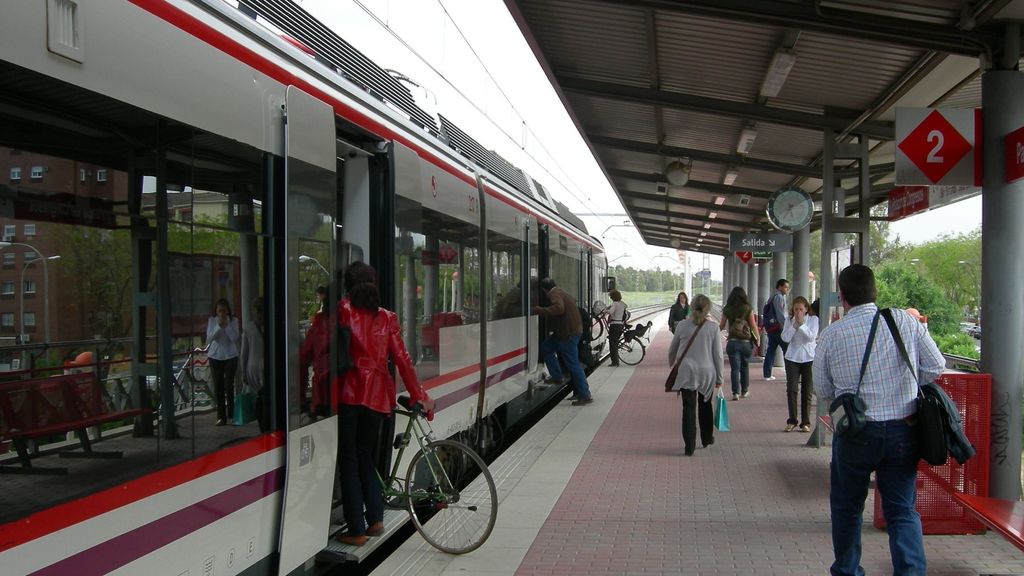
[738,194,751,206]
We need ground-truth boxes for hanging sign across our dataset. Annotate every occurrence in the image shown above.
[895,108,982,186]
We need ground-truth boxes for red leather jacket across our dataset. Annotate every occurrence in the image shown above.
[299,311,330,413]
[336,298,430,415]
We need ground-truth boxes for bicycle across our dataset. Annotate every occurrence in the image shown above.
[589,301,608,340]
[616,321,652,366]
[378,396,498,554]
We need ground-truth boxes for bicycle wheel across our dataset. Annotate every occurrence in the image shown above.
[618,336,645,365]
[405,439,498,554]
[591,316,604,340]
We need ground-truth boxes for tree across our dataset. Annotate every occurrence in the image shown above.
[907,230,981,319]
[875,263,960,336]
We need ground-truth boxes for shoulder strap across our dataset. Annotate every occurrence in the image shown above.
[671,320,705,371]
[855,310,883,396]
[880,308,918,386]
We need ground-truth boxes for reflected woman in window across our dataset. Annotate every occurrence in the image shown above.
[335,262,435,546]
[206,298,240,426]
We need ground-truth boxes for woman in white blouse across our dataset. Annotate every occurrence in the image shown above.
[667,294,723,456]
[206,298,241,426]
[780,296,818,432]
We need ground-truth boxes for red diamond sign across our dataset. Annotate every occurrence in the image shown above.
[735,251,752,264]
[895,108,981,186]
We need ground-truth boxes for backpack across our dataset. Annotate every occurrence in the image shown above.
[762,295,781,333]
[578,305,593,342]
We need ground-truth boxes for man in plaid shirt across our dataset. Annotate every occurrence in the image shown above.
[813,264,944,576]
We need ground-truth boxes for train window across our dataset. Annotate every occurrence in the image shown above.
[549,235,582,300]
[489,229,523,321]
[394,195,481,382]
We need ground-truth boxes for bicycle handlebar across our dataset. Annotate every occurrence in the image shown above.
[396,395,434,421]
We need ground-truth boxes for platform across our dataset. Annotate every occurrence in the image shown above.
[373,314,1024,575]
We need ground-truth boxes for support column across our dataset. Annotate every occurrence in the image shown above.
[792,226,811,303]
[737,262,748,300]
[772,251,788,287]
[982,66,1024,499]
[747,263,759,325]
[757,260,771,311]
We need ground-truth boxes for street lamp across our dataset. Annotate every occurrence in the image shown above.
[298,254,329,276]
[0,242,60,345]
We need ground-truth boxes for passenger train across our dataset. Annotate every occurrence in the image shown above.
[0,0,607,574]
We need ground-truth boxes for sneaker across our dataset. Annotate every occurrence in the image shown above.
[799,424,811,432]
[336,534,368,547]
[784,423,796,432]
[366,521,385,537]
[732,393,739,401]
[571,396,593,406]
[741,391,750,398]
[215,419,226,426]
[543,376,568,385]
[765,376,776,381]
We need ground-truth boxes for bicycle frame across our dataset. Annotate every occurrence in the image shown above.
[377,407,445,502]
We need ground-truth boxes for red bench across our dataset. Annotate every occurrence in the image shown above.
[953,493,1024,553]
[0,373,151,474]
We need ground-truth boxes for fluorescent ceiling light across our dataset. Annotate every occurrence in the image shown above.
[708,211,718,219]
[759,48,797,98]
[722,167,739,186]
[700,231,707,237]
[703,222,711,229]
[737,124,758,155]
[714,195,727,205]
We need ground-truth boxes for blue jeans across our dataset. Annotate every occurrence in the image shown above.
[541,333,591,399]
[830,420,924,576]
[725,339,752,396]
[763,329,788,377]
[338,404,385,536]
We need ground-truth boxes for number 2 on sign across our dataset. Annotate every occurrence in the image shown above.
[926,129,944,164]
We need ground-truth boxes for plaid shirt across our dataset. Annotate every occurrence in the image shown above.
[813,303,945,421]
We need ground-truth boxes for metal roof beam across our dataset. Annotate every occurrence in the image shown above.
[621,189,763,217]
[608,168,773,199]
[563,77,895,140]
[582,0,997,57]
[629,204,759,229]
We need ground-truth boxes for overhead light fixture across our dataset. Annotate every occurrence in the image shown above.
[708,211,718,219]
[714,195,727,205]
[700,231,707,237]
[670,238,681,248]
[703,222,711,229]
[723,166,739,186]
[664,158,692,186]
[737,124,758,155]
[759,48,797,98]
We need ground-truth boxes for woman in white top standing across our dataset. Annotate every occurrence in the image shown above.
[780,296,818,432]
[207,298,241,426]
[606,290,628,367]
[667,294,723,456]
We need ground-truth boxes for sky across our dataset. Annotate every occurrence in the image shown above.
[300,0,982,281]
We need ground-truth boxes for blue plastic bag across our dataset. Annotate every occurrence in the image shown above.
[232,391,257,425]
[714,389,730,432]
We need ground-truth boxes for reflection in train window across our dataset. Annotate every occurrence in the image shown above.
[394,196,480,382]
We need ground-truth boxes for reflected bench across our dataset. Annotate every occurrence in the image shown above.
[0,373,151,474]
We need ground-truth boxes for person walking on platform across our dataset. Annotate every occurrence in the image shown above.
[606,289,628,367]
[667,294,722,456]
[720,286,758,400]
[762,278,790,380]
[534,277,592,406]
[813,264,944,576]
[668,291,689,333]
[206,298,240,426]
[780,296,817,432]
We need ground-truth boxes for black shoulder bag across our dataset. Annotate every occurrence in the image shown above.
[829,310,881,438]
[879,309,948,466]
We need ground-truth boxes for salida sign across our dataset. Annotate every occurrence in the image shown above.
[895,108,981,186]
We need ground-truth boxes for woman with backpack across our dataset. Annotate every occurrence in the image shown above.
[719,286,758,401]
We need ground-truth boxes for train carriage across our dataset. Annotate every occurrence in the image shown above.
[0,0,607,574]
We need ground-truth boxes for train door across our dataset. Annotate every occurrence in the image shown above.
[277,86,339,576]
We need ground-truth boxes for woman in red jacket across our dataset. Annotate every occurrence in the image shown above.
[335,262,435,546]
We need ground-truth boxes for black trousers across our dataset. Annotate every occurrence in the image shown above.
[338,404,386,536]
[784,359,814,426]
[208,357,238,421]
[680,389,714,455]
[608,323,624,365]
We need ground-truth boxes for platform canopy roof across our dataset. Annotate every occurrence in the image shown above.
[505,0,1023,255]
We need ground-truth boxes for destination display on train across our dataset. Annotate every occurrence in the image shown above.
[729,233,794,252]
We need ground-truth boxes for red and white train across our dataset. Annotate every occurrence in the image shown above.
[0,0,607,574]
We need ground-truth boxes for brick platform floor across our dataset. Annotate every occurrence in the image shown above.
[515,325,1024,576]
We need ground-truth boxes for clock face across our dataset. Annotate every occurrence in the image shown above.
[766,186,813,232]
